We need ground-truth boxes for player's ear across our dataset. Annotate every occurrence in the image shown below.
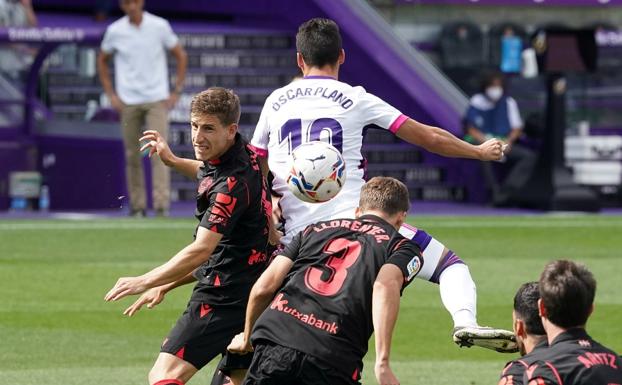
[296,52,306,73]
[395,211,407,228]
[338,49,345,65]
[515,318,525,339]
[227,123,238,139]
[537,298,546,318]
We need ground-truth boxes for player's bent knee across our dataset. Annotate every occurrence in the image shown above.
[149,353,197,385]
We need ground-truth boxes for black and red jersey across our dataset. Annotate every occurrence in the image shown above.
[190,134,270,307]
[498,340,548,385]
[250,214,423,379]
[524,328,622,385]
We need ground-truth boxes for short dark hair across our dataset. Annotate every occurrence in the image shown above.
[514,282,545,336]
[190,87,240,126]
[296,18,342,68]
[480,70,505,92]
[359,177,409,216]
[539,260,596,329]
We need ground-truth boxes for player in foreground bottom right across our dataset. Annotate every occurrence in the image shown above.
[229,177,421,385]
[523,260,622,385]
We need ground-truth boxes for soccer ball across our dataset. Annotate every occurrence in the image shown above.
[286,141,346,203]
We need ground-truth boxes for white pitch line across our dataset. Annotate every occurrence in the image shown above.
[0,219,620,231]
[0,222,193,231]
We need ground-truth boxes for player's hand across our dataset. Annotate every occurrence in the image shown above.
[104,276,149,302]
[477,138,505,161]
[123,287,166,316]
[140,130,175,166]
[375,361,400,385]
[109,93,124,113]
[227,332,253,354]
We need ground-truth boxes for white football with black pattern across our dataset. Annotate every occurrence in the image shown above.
[286,141,346,203]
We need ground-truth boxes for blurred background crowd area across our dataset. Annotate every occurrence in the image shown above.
[1,0,621,213]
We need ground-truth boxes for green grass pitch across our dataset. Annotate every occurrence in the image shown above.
[1,215,621,384]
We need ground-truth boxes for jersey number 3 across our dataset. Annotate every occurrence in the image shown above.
[304,238,361,296]
[280,118,343,154]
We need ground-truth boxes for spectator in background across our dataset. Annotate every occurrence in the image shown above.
[0,0,36,27]
[524,260,622,385]
[498,282,547,385]
[464,71,536,206]
[97,0,187,217]
[0,0,37,78]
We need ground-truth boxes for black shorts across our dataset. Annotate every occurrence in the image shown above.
[161,301,251,370]
[243,341,361,385]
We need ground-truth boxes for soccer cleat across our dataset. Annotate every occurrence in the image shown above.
[453,326,518,353]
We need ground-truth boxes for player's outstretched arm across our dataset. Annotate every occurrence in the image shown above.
[104,227,221,302]
[373,264,404,385]
[123,273,197,316]
[140,130,202,179]
[395,118,504,161]
[228,255,294,354]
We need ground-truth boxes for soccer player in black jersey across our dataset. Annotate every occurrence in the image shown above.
[524,260,622,385]
[228,177,423,385]
[498,282,548,385]
[104,88,270,385]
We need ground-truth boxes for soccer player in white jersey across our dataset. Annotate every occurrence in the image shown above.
[248,18,515,352]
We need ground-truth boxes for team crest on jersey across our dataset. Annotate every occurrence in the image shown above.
[406,256,422,281]
[578,339,591,347]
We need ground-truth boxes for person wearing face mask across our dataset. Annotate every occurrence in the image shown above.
[464,71,537,206]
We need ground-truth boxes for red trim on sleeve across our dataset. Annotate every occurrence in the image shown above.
[502,361,515,375]
[544,362,563,385]
[389,114,409,134]
[174,347,185,360]
[248,144,268,158]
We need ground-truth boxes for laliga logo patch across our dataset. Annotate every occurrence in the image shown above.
[406,256,421,281]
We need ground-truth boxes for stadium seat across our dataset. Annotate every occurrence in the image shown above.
[440,21,485,69]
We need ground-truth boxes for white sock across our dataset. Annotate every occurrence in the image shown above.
[438,263,478,328]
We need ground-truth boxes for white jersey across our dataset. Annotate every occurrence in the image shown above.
[250,76,408,244]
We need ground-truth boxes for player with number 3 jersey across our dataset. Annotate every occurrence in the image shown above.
[228,177,420,385]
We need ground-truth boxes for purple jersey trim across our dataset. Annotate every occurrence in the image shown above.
[402,223,433,251]
[303,75,336,80]
[429,250,465,284]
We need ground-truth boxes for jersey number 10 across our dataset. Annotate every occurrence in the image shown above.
[280,118,343,154]
[304,238,361,296]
